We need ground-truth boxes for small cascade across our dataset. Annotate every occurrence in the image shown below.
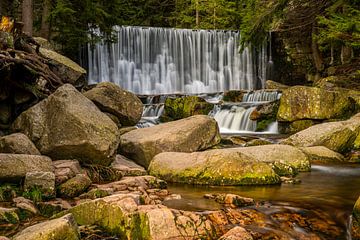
[137,96,165,128]
[242,90,281,102]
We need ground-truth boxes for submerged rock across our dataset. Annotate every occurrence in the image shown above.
[277,86,355,122]
[119,115,221,167]
[0,133,40,155]
[0,154,53,182]
[12,213,80,240]
[161,96,214,121]
[13,84,120,166]
[149,149,281,185]
[84,82,143,126]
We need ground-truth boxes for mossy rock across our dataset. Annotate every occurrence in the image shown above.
[278,120,316,134]
[223,90,245,102]
[162,96,214,121]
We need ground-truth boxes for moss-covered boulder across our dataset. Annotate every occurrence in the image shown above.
[119,115,221,168]
[0,154,53,182]
[282,118,360,153]
[223,90,246,102]
[149,149,281,185]
[265,80,289,90]
[13,84,120,166]
[278,120,316,134]
[277,86,355,122]
[300,146,345,164]
[0,133,40,155]
[161,96,214,121]
[58,174,92,198]
[0,207,19,224]
[12,214,80,240]
[84,82,143,126]
[39,47,86,87]
[352,197,360,240]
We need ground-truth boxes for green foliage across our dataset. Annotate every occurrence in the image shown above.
[22,186,44,203]
[0,184,19,202]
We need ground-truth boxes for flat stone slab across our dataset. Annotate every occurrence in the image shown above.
[111,155,147,176]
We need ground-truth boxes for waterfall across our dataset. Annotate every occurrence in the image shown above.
[87,26,268,94]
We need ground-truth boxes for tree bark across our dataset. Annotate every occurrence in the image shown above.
[195,0,199,28]
[21,0,33,36]
[40,0,51,39]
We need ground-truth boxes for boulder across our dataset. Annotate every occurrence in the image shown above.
[0,207,19,224]
[58,174,92,198]
[13,84,120,166]
[223,90,246,102]
[0,133,40,155]
[149,149,281,185]
[111,155,147,176]
[119,115,221,167]
[24,171,56,198]
[53,160,82,185]
[12,214,80,240]
[84,82,143,126]
[161,96,214,121]
[13,197,39,217]
[278,119,316,134]
[265,80,289,90]
[39,47,86,87]
[282,119,360,153]
[300,146,345,164]
[277,86,355,122]
[219,226,253,240]
[353,197,360,240]
[0,154,53,182]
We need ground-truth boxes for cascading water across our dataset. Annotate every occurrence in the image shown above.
[87,26,268,94]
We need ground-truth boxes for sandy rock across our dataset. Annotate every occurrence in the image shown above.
[218,226,253,240]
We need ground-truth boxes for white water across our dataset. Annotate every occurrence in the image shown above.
[87,26,267,94]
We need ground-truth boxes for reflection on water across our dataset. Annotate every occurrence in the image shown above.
[164,164,360,238]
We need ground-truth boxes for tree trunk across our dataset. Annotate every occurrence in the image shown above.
[195,0,199,28]
[311,27,323,73]
[22,0,33,36]
[341,45,353,64]
[40,0,51,39]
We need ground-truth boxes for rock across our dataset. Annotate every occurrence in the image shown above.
[0,102,11,125]
[0,154,53,182]
[119,126,137,136]
[12,213,80,240]
[39,47,86,87]
[245,138,272,147]
[300,146,345,164]
[223,90,246,102]
[24,171,56,198]
[0,236,10,240]
[37,199,72,217]
[161,96,214,121]
[0,133,40,155]
[13,197,39,219]
[53,160,82,185]
[347,151,360,163]
[120,115,221,168]
[239,145,311,175]
[84,82,143,126]
[58,174,92,198]
[277,86,355,122]
[33,37,54,50]
[13,88,33,105]
[282,120,360,153]
[13,84,120,166]
[278,119,316,134]
[149,149,281,185]
[280,176,301,184]
[215,194,255,208]
[111,155,147,176]
[79,188,111,200]
[265,80,289,90]
[218,226,253,240]
[0,207,19,224]
[250,101,279,121]
[353,197,360,239]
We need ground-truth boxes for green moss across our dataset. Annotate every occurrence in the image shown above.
[22,186,44,203]
[223,90,245,102]
[3,211,19,224]
[256,118,275,131]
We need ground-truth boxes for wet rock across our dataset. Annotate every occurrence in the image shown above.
[280,176,301,184]
[149,149,281,185]
[120,115,221,168]
[13,197,39,217]
[84,82,143,126]
[111,155,147,176]
[250,100,279,121]
[0,133,40,155]
[215,194,255,208]
[265,80,289,90]
[0,207,19,224]
[218,226,253,240]
[277,86,355,122]
[353,197,360,239]
[12,213,80,240]
[13,84,120,166]
[347,151,360,163]
[0,154,53,182]
[161,96,214,121]
[223,90,246,102]
[300,146,345,164]
[282,118,360,153]
[39,47,86,86]
[24,171,56,198]
[53,160,82,185]
[58,174,92,198]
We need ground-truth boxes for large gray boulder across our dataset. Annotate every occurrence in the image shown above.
[277,86,355,122]
[282,117,360,153]
[84,82,143,126]
[0,154,53,182]
[0,133,40,155]
[13,84,120,166]
[149,149,281,185]
[119,115,221,167]
[12,213,80,240]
